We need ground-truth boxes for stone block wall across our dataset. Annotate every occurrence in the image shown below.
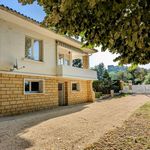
[0,73,58,116]
[0,73,94,116]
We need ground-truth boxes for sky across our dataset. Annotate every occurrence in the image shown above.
[0,0,150,69]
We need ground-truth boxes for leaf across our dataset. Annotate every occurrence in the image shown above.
[132,32,138,42]
[114,32,120,40]
[128,40,135,47]
[109,39,114,46]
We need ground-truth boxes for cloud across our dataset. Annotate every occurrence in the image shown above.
[90,47,150,69]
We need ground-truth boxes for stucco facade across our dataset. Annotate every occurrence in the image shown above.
[0,19,57,75]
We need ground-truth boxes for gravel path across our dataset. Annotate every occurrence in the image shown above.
[85,101,150,150]
[0,94,149,150]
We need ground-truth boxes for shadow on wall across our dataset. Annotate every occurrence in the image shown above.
[0,103,89,150]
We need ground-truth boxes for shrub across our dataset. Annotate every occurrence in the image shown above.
[93,80,111,94]
[95,92,103,98]
[111,80,121,93]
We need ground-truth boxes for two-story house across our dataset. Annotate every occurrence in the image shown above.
[0,5,97,116]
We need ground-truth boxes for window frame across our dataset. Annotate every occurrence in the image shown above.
[71,82,80,92]
[58,53,70,66]
[25,36,43,62]
[24,79,45,94]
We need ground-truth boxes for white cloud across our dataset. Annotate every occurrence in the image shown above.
[90,47,150,69]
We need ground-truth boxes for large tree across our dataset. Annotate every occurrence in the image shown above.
[127,64,147,83]
[91,63,105,80]
[19,0,150,64]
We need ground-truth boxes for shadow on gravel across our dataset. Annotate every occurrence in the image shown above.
[0,103,89,150]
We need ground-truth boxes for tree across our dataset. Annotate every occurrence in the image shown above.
[110,70,128,81]
[102,70,112,93]
[117,71,125,80]
[19,0,150,65]
[92,63,105,80]
[144,73,150,84]
[92,65,112,94]
[127,64,147,84]
[103,70,111,80]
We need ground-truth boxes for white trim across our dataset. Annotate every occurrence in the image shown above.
[22,58,45,64]
[0,71,57,78]
[71,81,80,92]
[0,71,94,80]
[25,36,43,62]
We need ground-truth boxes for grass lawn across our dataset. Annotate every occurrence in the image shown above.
[85,102,150,150]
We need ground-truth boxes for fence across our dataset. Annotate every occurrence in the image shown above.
[122,85,150,94]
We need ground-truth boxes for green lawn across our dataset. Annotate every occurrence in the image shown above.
[85,102,150,150]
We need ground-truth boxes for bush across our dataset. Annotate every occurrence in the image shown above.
[95,92,103,98]
[111,80,121,93]
[93,80,111,94]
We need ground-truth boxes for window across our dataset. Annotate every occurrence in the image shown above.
[24,80,44,94]
[72,59,83,68]
[72,82,80,91]
[25,37,43,61]
[58,54,70,65]
[58,54,64,65]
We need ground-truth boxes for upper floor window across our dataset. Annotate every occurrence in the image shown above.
[58,54,70,66]
[25,36,43,61]
[72,59,83,68]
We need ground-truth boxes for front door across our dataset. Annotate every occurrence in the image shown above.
[58,83,65,106]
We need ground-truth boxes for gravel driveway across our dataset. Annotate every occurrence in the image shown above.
[0,94,149,150]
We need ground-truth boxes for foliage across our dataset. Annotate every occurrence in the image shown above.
[93,69,112,94]
[19,0,150,65]
[95,92,102,98]
[103,70,111,80]
[111,80,121,93]
[72,59,82,68]
[102,70,112,93]
[93,80,101,92]
[127,65,147,84]
[116,71,125,80]
[110,71,130,81]
[110,64,148,84]
[143,73,150,84]
[93,80,110,94]
[91,63,105,80]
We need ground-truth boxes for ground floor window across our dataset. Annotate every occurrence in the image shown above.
[24,79,44,94]
[72,82,80,91]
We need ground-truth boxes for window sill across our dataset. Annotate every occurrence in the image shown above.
[24,92,44,95]
[22,58,44,63]
[71,90,80,93]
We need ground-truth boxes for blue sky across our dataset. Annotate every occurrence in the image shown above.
[0,0,149,69]
[0,0,45,22]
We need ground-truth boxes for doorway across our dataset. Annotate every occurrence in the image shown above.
[58,83,68,106]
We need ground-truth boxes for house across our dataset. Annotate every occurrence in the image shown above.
[0,5,97,116]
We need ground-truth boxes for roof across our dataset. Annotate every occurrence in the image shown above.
[0,4,98,53]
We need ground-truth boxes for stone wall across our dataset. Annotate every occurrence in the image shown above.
[0,73,58,116]
[0,73,94,116]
